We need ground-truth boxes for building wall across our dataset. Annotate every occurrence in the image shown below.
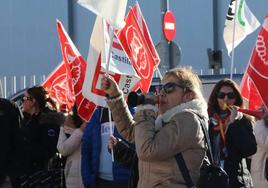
[0,0,267,78]
[0,0,69,77]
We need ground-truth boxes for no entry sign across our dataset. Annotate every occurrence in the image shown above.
[163,11,176,41]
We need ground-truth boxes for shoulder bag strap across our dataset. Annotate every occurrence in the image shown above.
[174,111,217,188]
[192,112,215,164]
[174,111,212,188]
[174,153,196,188]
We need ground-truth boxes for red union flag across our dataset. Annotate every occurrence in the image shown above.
[240,73,263,110]
[246,14,268,108]
[56,20,96,121]
[132,2,160,66]
[42,62,74,112]
[116,8,158,92]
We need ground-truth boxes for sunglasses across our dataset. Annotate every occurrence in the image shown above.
[22,96,32,102]
[217,92,236,99]
[160,82,185,94]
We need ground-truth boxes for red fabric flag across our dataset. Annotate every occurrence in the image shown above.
[240,73,263,110]
[56,20,96,121]
[42,62,74,112]
[116,8,158,92]
[82,17,140,107]
[132,2,160,66]
[246,14,268,109]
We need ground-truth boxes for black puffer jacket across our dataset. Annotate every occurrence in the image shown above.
[8,107,65,183]
[110,138,138,188]
[23,108,65,174]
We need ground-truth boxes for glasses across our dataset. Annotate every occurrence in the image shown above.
[217,92,236,99]
[160,82,185,94]
[22,96,32,102]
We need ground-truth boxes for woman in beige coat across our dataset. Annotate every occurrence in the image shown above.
[101,67,208,188]
[57,108,86,188]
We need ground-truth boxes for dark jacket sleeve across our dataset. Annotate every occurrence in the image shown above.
[39,112,64,159]
[81,108,101,188]
[228,115,257,158]
[0,105,12,183]
[0,100,21,183]
[30,110,64,170]
[109,138,136,168]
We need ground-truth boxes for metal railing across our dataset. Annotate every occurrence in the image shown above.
[0,75,46,98]
[1,67,243,99]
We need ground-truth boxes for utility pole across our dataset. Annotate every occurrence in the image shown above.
[67,0,74,39]
[207,0,222,74]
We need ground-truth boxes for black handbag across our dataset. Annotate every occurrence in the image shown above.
[19,169,64,188]
[19,153,66,188]
[175,112,229,188]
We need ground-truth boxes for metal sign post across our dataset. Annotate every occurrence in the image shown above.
[158,0,181,75]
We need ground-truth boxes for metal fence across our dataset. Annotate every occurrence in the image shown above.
[0,75,47,98]
[0,67,242,99]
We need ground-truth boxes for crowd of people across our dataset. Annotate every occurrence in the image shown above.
[1,67,268,188]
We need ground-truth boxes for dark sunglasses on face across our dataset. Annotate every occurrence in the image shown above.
[160,82,185,94]
[22,96,32,102]
[217,92,236,99]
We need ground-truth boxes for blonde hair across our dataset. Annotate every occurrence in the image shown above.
[163,67,205,101]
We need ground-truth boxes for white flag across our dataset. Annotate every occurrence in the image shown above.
[77,0,127,29]
[82,16,140,107]
[223,0,260,55]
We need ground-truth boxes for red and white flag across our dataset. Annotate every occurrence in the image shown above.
[132,2,160,66]
[116,8,159,92]
[42,62,74,112]
[56,20,96,121]
[243,14,268,109]
[82,16,140,107]
[240,73,263,110]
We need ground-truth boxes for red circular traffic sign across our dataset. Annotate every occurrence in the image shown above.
[163,11,176,41]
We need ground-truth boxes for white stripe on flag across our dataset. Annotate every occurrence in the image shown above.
[165,22,175,30]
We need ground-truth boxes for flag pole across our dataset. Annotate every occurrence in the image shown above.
[104,22,115,74]
[108,106,114,162]
[103,18,115,162]
[230,0,239,80]
[156,67,163,80]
